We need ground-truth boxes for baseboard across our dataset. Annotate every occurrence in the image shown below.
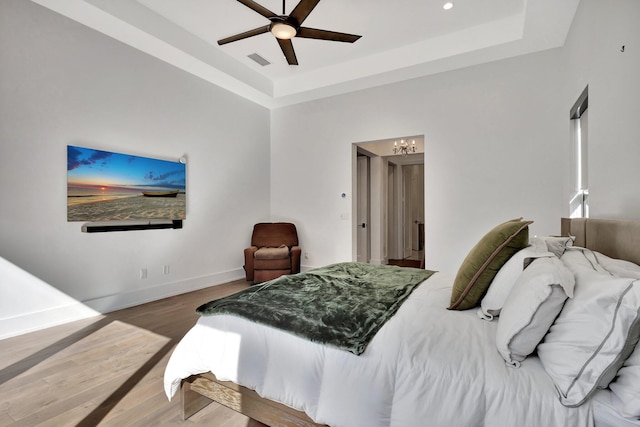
[300,264,318,272]
[83,268,245,313]
[0,302,99,340]
[0,268,245,340]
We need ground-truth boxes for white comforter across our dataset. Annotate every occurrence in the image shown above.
[164,272,594,427]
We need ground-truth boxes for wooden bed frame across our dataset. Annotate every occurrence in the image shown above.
[180,217,640,426]
[181,372,326,426]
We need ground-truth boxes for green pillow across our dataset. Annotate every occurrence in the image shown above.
[449,218,532,310]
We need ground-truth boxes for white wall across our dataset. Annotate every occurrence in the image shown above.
[0,0,271,338]
[562,0,640,219]
[271,49,568,273]
[271,0,640,274]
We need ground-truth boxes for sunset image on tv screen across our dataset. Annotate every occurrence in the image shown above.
[67,145,186,222]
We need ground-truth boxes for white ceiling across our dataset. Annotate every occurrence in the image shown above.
[31,0,580,109]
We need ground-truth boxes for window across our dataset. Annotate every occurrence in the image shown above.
[569,86,588,218]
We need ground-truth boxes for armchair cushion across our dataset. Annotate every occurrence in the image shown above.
[254,258,292,270]
[254,245,290,260]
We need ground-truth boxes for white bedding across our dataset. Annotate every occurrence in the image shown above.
[592,390,640,427]
[164,272,594,427]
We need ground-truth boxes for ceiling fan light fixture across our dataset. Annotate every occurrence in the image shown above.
[270,22,297,40]
[219,0,362,65]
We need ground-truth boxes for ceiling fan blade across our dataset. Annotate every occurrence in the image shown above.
[236,0,278,19]
[297,27,362,43]
[289,0,321,25]
[218,25,270,45]
[277,38,298,65]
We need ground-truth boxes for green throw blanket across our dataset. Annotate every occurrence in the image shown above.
[197,262,435,355]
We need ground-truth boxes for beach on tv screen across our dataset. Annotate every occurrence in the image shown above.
[67,145,186,222]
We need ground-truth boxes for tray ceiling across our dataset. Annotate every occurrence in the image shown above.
[30,0,580,108]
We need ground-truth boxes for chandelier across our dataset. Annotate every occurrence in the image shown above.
[393,139,416,156]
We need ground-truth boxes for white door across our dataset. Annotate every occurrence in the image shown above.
[403,167,413,259]
[402,163,425,259]
[387,164,397,259]
[411,164,425,253]
[357,156,370,263]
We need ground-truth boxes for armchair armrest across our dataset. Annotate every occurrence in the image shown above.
[290,245,301,274]
[244,246,258,281]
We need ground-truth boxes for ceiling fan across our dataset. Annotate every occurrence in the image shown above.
[218,0,362,65]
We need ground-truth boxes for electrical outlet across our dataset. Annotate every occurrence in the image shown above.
[163,265,170,275]
[304,252,309,259]
[140,268,147,279]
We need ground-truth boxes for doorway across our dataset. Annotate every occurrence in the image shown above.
[388,159,424,266]
[352,136,425,266]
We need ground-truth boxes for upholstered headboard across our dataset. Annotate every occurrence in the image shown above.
[561,218,640,266]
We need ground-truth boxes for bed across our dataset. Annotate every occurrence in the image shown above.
[164,218,640,427]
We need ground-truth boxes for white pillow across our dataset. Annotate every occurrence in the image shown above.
[593,252,640,418]
[537,269,640,407]
[562,247,640,279]
[593,251,640,280]
[478,246,554,320]
[495,257,575,367]
[560,247,610,275]
[530,235,575,258]
[609,344,640,418]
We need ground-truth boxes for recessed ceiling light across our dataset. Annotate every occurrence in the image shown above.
[443,2,454,10]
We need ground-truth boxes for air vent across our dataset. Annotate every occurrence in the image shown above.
[248,53,271,66]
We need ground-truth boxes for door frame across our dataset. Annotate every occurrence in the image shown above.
[356,154,370,263]
[352,137,424,264]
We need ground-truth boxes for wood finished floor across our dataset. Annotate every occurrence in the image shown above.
[0,279,268,427]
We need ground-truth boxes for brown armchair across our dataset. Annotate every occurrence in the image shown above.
[244,222,301,284]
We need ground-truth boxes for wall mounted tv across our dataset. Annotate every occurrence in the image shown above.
[67,145,186,225]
